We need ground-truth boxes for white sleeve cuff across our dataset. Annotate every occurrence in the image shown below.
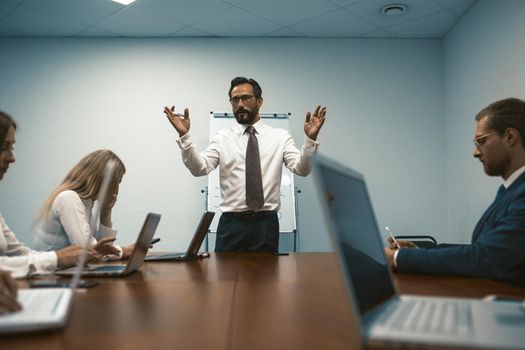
[393,249,399,269]
[176,133,193,148]
[27,251,57,277]
[303,135,320,152]
[96,224,117,240]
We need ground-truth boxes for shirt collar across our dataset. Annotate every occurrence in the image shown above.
[503,164,525,188]
[238,118,265,135]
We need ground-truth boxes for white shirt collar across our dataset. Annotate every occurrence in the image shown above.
[238,118,265,135]
[503,164,525,188]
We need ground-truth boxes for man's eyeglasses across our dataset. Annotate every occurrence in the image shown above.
[229,95,255,105]
[474,132,496,147]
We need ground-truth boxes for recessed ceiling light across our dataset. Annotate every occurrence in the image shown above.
[111,0,136,5]
[380,4,408,17]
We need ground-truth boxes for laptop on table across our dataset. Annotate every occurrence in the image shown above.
[56,213,161,277]
[312,154,525,350]
[0,284,75,334]
[145,211,215,262]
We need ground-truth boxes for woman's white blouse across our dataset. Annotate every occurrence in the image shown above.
[32,190,118,251]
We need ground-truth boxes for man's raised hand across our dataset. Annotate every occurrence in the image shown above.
[163,106,191,137]
[304,105,326,141]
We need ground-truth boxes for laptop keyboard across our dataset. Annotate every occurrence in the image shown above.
[378,299,474,336]
[18,289,66,316]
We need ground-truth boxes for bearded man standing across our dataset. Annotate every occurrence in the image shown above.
[163,77,326,253]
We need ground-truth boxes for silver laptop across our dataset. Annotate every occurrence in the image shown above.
[313,154,525,349]
[145,211,215,262]
[0,282,75,334]
[56,212,161,277]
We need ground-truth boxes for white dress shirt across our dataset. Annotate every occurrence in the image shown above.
[32,190,121,257]
[0,213,57,278]
[503,164,525,188]
[177,119,319,212]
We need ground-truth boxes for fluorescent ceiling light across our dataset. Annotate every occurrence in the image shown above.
[111,0,136,5]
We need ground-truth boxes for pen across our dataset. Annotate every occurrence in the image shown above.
[385,226,401,249]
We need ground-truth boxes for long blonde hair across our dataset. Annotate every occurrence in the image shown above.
[36,149,126,222]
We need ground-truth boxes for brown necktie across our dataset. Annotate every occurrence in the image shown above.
[245,126,264,210]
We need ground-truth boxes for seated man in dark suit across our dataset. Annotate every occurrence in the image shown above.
[384,97,525,287]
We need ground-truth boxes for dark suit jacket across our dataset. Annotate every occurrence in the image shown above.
[397,172,525,287]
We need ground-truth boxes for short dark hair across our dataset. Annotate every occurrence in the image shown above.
[228,77,262,99]
[0,110,17,147]
[475,98,525,147]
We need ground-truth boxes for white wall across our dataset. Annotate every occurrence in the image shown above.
[0,37,445,252]
[443,0,525,243]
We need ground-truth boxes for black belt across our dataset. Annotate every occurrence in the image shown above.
[223,211,277,220]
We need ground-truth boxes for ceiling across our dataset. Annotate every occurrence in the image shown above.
[0,0,477,38]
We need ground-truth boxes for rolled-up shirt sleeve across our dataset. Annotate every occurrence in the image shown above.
[176,132,220,177]
[283,134,320,176]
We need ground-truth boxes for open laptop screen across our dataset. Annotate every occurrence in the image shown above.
[125,213,161,272]
[314,157,396,315]
[185,211,215,256]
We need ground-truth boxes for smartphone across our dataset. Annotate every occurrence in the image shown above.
[385,226,401,249]
[483,294,525,303]
[30,280,99,288]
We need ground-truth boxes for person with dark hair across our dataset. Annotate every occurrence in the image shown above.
[163,77,326,253]
[0,111,17,160]
[385,98,525,287]
[0,111,112,279]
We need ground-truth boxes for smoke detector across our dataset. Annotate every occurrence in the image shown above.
[380,4,408,16]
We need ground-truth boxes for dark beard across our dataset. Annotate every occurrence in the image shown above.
[234,107,258,125]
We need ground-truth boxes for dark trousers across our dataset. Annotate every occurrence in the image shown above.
[215,211,279,253]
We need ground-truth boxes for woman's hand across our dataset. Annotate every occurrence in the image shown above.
[100,194,117,228]
[93,237,119,256]
[56,245,100,269]
[121,244,135,259]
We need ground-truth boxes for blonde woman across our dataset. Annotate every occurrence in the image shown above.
[0,111,109,279]
[32,149,132,259]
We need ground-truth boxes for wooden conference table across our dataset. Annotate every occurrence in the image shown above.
[2,252,525,350]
